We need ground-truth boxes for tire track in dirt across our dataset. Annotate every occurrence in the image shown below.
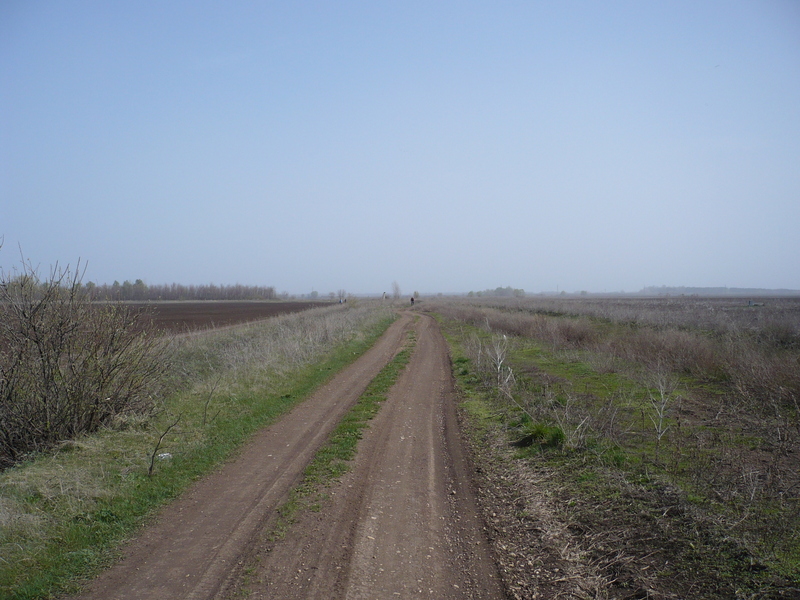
[232,314,506,599]
[72,313,415,600]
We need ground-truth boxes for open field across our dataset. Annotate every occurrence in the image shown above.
[3,295,799,599]
[428,295,800,598]
[128,300,327,332]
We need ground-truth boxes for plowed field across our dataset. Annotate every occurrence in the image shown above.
[129,301,326,332]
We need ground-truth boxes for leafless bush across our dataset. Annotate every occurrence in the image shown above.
[552,394,591,449]
[486,334,509,386]
[609,327,719,377]
[643,368,678,463]
[0,260,169,467]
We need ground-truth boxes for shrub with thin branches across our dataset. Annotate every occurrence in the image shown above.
[0,260,169,467]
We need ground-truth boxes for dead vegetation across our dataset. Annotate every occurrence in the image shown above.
[433,296,800,598]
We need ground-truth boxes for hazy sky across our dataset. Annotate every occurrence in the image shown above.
[2,2,799,295]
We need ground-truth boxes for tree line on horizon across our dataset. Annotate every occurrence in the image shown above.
[467,286,526,298]
[82,280,278,301]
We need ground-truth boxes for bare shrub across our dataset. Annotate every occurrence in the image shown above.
[552,394,591,449]
[608,327,720,378]
[642,368,679,463]
[0,260,169,467]
[723,339,800,416]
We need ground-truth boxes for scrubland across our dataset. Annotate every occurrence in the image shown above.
[0,299,393,598]
[432,295,800,598]
[4,282,799,599]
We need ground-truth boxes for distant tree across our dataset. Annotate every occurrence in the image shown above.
[337,289,347,301]
[132,279,147,300]
[391,281,401,300]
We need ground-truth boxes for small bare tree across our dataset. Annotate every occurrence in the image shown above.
[647,369,677,464]
[486,334,509,386]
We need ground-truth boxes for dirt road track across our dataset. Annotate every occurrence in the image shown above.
[74,312,505,599]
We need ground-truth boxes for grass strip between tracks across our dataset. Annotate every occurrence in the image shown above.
[270,330,416,541]
[0,314,396,600]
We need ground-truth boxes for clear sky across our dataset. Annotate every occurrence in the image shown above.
[2,1,799,295]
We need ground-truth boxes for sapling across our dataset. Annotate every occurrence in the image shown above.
[647,370,677,464]
[148,414,181,477]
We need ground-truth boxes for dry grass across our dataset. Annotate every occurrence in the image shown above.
[435,296,800,597]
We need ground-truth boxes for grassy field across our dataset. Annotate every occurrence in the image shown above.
[432,296,800,598]
[0,301,394,599]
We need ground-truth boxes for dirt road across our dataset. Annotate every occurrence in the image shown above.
[74,312,505,599]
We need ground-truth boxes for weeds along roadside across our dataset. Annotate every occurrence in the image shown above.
[432,300,800,599]
[0,302,395,600]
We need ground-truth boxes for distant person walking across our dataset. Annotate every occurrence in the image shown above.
[410,297,415,305]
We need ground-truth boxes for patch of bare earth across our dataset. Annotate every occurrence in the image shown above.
[465,428,606,600]
[132,301,327,333]
[461,418,800,600]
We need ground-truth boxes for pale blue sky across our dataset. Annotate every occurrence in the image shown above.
[2,2,799,295]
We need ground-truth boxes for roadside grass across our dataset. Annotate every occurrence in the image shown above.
[0,304,394,600]
[436,307,800,599]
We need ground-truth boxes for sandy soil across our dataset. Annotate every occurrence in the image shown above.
[72,312,505,600]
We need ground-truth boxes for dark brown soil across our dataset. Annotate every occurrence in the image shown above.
[129,301,327,332]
